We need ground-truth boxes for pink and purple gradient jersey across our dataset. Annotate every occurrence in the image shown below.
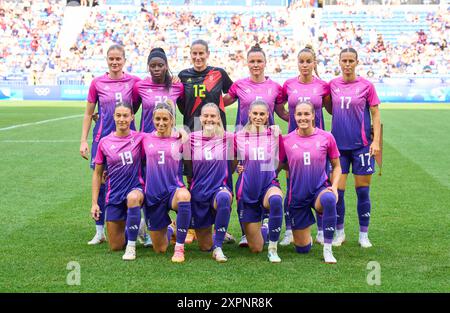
[330,76,380,150]
[235,127,284,203]
[228,77,284,128]
[132,79,184,133]
[94,131,145,205]
[142,132,185,206]
[185,131,235,201]
[282,77,330,132]
[87,73,141,143]
[282,128,340,206]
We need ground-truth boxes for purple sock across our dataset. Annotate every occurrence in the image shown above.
[213,192,231,249]
[268,195,283,242]
[261,223,269,244]
[96,184,106,226]
[356,186,371,231]
[167,224,174,243]
[336,189,346,230]
[237,204,245,236]
[126,206,141,242]
[316,212,323,231]
[176,202,191,244]
[295,243,312,254]
[284,179,292,230]
[320,192,337,245]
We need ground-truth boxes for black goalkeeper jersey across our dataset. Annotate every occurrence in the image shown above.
[177,66,233,131]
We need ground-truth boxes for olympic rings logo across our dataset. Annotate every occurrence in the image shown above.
[34,87,51,96]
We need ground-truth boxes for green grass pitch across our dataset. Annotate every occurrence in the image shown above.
[0,100,449,292]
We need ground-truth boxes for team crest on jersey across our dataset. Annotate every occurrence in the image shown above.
[316,141,321,150]
[130,138,135,145]
[334,88,340,93]
[110,144,116,150]
[104,86,110,91]
[187,78,192,83]
[149,144,154,148]
[125,83,129,89]
[355,88,360,96]
[292,89,298,94]
[268,89,272,95]
[245,89,251,93]
[147,89,153,93]
[292,144,298,149]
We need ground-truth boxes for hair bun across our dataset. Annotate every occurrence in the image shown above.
[305,44,313,50]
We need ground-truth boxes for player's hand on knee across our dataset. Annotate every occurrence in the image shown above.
[327,187,339,203]
[91,204,101,221]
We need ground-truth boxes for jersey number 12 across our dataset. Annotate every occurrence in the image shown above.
[194,84,206,98]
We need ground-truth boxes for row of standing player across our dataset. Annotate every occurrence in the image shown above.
[79,40,381,263]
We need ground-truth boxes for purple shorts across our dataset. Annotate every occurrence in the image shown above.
[339,145,375,175]
[105,200,127,222]
[238,181,280,223]
[288,184,328,230]
[90,140,100,170]
[143,189,177,231]
[105,187,143,221]
[190,186,231,229]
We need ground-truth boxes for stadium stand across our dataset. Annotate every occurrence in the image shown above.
[0,0,448,101]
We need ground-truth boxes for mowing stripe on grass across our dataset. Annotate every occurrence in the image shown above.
[0,114,83,131]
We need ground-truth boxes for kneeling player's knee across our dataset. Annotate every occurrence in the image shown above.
[177,189,191,202]
[216,192,231,207]
[110,242,125,251]
[127,193,141,207]
[295,243,312,254]
[153,246,168,254]
[199,243,212,252]
[320,192,336,209]
[249,245,263,254]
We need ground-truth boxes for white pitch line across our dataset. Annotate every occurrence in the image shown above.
[0,114,83,131]
[1,140,79,143]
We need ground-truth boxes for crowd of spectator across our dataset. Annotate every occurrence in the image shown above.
[0,0,448,85]
[0,0,64,84]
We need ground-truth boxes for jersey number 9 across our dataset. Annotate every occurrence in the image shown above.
[115,92,123,104]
